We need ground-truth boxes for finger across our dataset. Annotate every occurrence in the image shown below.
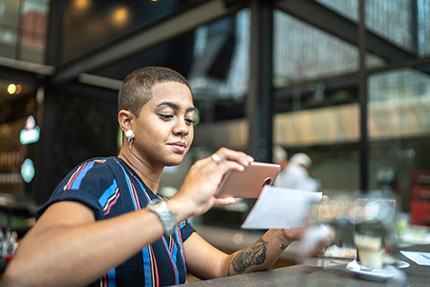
[217,160,248,175]
[215,148,254,166]
[213,197,236,206]
[204,155,249,174]
[282,227,305,241]
[210,153,222,165]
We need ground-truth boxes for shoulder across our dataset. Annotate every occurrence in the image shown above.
[62,157,116,191]
[36,157,119,219]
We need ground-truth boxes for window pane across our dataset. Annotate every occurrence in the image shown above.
[274,10,360,87]
[273,9,362,196]
[317,0,414,54]
[418,0,430,56]
[315,0,358,21]
[368,68,430,139]
[365,0,413,53]
[19,0,48,63]
[368,66,430,210]
[0,0,20,27]
[188,9,250,101]
[274,104,360,195]
[20,0,48,35]
[0,24,18,58]
[19,30,45,62]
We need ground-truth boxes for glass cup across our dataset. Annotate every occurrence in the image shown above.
[354,233,383,269]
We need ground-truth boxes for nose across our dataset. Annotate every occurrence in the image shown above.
[173,121,189,136]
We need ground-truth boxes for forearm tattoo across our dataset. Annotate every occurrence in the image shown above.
[231,238,268,274]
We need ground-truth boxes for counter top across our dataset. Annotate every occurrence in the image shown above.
[178,243,430,287]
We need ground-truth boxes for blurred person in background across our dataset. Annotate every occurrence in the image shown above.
[274,152,319,192]
[273,145,289,171]
[2,67,323,287]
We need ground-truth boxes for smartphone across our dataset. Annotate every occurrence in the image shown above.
[215,162,281,198]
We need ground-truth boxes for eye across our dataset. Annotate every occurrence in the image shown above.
[185,118,195,126]
[159,114,173,121]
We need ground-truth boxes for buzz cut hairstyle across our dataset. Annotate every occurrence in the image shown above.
[118,66,191,117]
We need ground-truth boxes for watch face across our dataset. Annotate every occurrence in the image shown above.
[150,198,163,205]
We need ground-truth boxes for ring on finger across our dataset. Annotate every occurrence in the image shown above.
[211,153,222,165]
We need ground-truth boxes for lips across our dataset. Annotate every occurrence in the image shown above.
[168,141,187,152]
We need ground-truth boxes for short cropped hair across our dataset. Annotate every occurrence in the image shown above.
[118,66,190,117]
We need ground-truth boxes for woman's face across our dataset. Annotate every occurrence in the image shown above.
[132,81,195,167]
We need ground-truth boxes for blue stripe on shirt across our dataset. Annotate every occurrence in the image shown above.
[116,162,138,211]
[142,246,153,287]
[70,161,95,190]
[98,179,118,207]
[107,268,116,287]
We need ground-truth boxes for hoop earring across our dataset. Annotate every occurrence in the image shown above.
[125,129,134,147]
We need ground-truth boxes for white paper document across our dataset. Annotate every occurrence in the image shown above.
[400,251,430,266]
[241,185,322,229]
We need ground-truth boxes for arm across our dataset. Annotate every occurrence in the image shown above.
[2,201,167,287]
[2,148,252,287]
[184,228,303,279]
[225,229,302,276]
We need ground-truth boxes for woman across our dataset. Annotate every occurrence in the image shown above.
[2,67,303,287]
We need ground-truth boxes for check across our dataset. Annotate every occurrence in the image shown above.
[242,185,322,229]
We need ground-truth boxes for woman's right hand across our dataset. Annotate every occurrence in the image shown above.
[168,148,253,221]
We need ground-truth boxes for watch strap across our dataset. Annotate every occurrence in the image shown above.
[146,199,177,236]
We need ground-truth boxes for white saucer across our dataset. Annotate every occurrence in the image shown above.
[395,260,410,269]
[346,260,394,281]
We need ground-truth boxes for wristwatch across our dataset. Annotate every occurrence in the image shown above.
[146,198,177,236]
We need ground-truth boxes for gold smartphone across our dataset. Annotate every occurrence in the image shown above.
[215,162,281,198]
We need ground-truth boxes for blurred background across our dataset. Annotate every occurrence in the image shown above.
[1,0,430,267]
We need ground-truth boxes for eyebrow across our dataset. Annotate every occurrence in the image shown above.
[156,101,196,113]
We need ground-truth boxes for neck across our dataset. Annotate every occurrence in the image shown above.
[118,146,164,193]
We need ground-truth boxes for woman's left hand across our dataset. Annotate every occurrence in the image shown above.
[280,194,331,249]
[281,227,305,244]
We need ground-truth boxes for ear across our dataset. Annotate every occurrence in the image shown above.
[118,110,135,133]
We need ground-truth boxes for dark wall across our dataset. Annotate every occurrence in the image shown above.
[33,85,118,205]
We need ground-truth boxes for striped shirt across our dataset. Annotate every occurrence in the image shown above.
[37,157,195,287]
